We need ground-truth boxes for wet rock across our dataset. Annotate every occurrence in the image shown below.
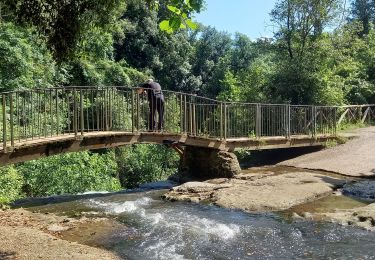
[315,203,375,231]
[342,180,375,199]
[234,172,275,180]
[172,182,232,193]
[163,181,232,203]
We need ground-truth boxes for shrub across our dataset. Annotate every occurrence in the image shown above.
[17,151,121,197]
[115,144,179,189]
[0,166,23,206]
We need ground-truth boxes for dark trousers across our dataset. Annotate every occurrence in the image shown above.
[149,97,164,131]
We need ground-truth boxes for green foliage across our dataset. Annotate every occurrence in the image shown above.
[351,0,375,36]
[4,0,127,61]
[115,145,179,189]
[0,22,57,91]
[115,0,201,92]
[191,26,233,97]
[17,151,121,197]
[155,0,203,32]
[0,166,23,206]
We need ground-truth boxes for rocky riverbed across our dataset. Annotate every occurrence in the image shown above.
[164,166,349,211]
[164,165,375,231]
[0,208,121,260]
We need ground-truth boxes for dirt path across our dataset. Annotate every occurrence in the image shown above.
[0,209,120,260]
[279,127,375,177]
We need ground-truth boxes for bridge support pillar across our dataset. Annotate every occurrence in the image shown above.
[178,146,241,180]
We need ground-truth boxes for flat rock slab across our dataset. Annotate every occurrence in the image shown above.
[279,127,375,177]
[0,226,118,260]
[214,172,345,211]
[164,171,345,211]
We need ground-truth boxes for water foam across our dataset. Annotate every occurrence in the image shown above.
[87,197,152,214]
[192,217,240,240]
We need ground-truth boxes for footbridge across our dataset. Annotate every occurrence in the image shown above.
[0,86,374,166]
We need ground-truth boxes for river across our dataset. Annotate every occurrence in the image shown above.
[22,188,375,260]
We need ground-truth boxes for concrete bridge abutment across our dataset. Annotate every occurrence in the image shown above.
[178,146,241,180]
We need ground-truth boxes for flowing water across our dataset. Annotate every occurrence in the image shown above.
[25,189,375,260]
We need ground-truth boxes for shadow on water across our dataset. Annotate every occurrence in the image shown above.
[238,146,323,168]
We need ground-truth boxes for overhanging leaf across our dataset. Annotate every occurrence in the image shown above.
[185,19,198,30]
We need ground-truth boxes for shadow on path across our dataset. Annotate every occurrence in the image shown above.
[0,251,16,260]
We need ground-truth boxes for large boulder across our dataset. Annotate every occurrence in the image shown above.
[179,146,241,179]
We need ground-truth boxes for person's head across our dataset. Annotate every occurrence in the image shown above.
[146,78,154,84]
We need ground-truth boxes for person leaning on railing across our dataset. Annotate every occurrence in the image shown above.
[137,79,165,131]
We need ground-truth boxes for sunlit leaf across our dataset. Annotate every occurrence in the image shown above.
[185,19,198,30]
[159,20,172,31]
[167,5,181,15]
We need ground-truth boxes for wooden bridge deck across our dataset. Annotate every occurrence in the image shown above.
[0,131,347,166]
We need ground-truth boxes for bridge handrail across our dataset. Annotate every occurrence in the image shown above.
[0,86,374,150]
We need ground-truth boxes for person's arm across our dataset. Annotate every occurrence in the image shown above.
[136,87,146,95]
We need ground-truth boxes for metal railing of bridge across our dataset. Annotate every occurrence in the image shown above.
[0,86,374,150]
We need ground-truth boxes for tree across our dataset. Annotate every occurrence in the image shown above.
[0,22,57,91]
[114,0,201,91]
[271,0,343,60]
[3,0,203,62]
[191,26,233,97]
[351,0,375,36]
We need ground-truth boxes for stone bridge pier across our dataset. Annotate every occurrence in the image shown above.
[178,146,241,180]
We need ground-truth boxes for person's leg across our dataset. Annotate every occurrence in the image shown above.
[157,99,164,131]
[148,100,156,131]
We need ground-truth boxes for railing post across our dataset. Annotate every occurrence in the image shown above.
[80,89,84,136]
[9,94,14,148]
[56,89,59,136]
[105,88,109,131]
[256,104,261,138]
[224,102,227,139]
[193,101,196,136]
[2,94,7,150]
[131,89,135,133]
[334,107,337,135]
[136,91,140,132]
[180,94,183,134]
[73,88,78,137]
[189,102,193,135]
[44,90,47,137]
[109,88,112,130]
[361,107,370,123]
[220,102,223,140]
[311,105,316,137]
[285,104,290,138]
[184,95,187,133]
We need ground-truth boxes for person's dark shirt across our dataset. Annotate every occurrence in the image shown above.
[142,81,164,101]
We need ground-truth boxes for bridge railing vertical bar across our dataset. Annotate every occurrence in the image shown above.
[285,104,292,138]
[256,104,261,138]
[220,102,223,139]
[290,105,313,136]
[9,93,14,147]
[224,102,227,139]
[80,89,84,136]
[2,94,7,150]
[223,103,256,139]
[312,106,316,137]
